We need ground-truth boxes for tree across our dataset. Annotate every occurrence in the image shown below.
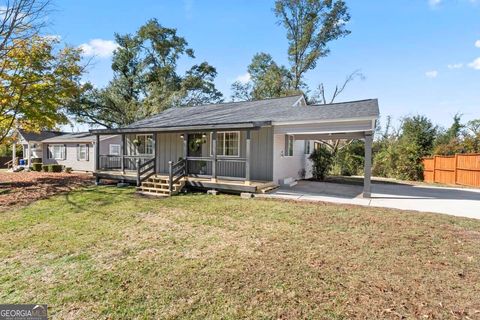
[310,70,364,105]
[274,0,350,89]
[230,52,298,101]
[434,114,464,155]
[373,115,437,181]
[309,144,333,180]
[69,19,223,128]
[0,36,84,143]
[0,0,49,60]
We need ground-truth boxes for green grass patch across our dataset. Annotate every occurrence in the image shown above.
[1,186,479,319]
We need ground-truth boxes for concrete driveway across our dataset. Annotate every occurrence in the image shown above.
[260,180,480,219]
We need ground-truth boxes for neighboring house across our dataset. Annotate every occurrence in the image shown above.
[12,130,121,172]
[90,95,379,197]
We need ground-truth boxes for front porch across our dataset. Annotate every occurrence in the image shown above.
[94,170,276,193]
[93,129,276,194]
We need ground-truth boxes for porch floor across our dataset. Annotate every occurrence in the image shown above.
[94,170,277,193]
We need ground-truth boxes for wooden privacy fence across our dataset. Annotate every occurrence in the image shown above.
[423,154,480,188]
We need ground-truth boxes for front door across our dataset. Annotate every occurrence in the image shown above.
[187,133,203,157]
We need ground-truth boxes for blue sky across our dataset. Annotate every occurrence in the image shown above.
[46,0,480,130]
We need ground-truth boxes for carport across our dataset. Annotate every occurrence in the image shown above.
[272,101,377,197]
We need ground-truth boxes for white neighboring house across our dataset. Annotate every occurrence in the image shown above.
[12,130,121,172]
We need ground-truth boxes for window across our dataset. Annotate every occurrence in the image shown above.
[285,135,294,157]
[77,144,89,161]
[304,140,311,154]
[48,144,66,160]
[109,144,121,156]
[134,134,154,155]
[211,131,240,157]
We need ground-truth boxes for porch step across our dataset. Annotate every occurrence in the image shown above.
[259,185,280,194]
[136,175,186,197]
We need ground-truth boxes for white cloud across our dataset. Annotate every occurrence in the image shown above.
[429,0,441,7]
[79,39,118,58]
[425,70,438,78]
[43,34,61,41]
[447,63,463,69]
[235,72,251,84]
[475,40,480,48]
[468,57,480,69]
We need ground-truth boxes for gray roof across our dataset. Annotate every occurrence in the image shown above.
[92,95,379,133]
[18,129,65,142]
[42,132,118,143]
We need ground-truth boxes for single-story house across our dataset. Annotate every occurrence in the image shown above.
[12,130,121,172]
[90,95,379,197]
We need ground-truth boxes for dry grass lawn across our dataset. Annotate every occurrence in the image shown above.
[1,186,479,319]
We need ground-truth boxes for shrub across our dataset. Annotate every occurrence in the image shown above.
[31,158,42,164]
[50,164,63,172]
[309,145,333,181]
[64,167,72,173]
[332,140,365,176]
[42,165,49,172]
[32,163,43,172]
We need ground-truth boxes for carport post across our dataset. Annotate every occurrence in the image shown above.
[363,133,373,198]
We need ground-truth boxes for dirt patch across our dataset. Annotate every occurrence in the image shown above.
[0,171,93,210]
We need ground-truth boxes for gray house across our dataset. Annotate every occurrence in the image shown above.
[12,130,121,172]
[91,95,379,197]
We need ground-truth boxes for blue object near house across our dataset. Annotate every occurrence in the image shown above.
[19,159,25,165]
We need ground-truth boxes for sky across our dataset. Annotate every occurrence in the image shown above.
[43,0,480,131]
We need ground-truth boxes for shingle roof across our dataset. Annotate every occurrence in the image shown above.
[18,130,65,141]
[92,95,379,133]
[41,132,117,143]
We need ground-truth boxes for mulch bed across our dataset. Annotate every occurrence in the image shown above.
[0,171,94,211]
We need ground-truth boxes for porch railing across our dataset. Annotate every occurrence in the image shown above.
[186,157,247,180]
[99,155,154,171]
[168,158,186,194]
[186,157,213,177]
[137,158,155,186]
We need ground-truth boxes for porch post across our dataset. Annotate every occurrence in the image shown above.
[12,141,16,167]
[363,132,373,198]
[27,143,31,167]
[183,132,188,174]
[211,131,217,182]
[245,130,251,185]
[153,132,157,173]
[121,134,126,173]
[95,134,100,171]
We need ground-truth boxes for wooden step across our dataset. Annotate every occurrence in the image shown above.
[259,185,279,194]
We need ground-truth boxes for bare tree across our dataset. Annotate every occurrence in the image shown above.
[310,70,365,153]
[0,0,50,58]
[311,69,364,105]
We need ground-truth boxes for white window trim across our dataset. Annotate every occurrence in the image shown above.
[48,144,66,160]
[210,131,240,157]
[304,140,311,155]
[109,144,121,156]
[78,144,89,161]
[134,134,154,156]
[285,135,294,157]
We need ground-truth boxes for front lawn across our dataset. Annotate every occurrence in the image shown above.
[1,187,479,319]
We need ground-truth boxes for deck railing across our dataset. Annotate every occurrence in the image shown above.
[137,158,156,186]
[99,155,154,171]
[186,157,247,180]
[168,158,186,194]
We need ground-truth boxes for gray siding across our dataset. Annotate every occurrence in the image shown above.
[250,126,273,181]
[157,132,184,174]
[155,127,274,181]
[43,142,94,172]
